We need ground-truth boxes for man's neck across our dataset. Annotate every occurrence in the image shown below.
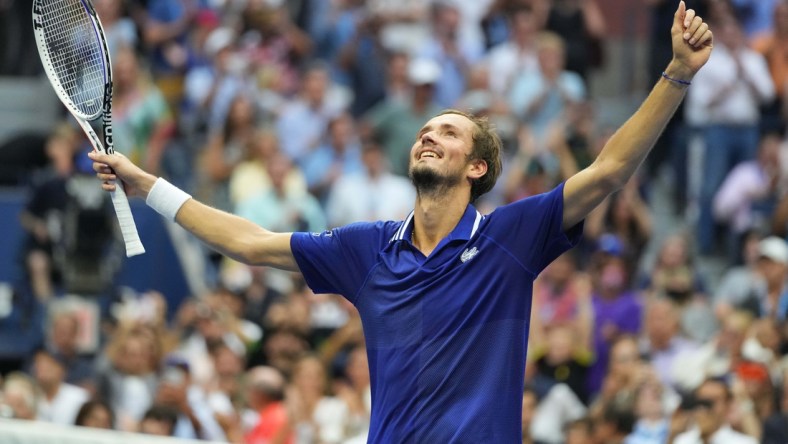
[411,192,469,257]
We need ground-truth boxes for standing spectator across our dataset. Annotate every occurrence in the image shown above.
[364,57,443,176]
[686,14,775,255]
[228,130,307,209]
[751,0,788,127]
[32,348,89,426]
[336,11,389,117]
[713,130,784,262]
[183,27,250,136]
[417,1,484,108]
[543,0,606,80]
[325,138,415,227]
[198,94,258,213]
[509,32,586,153]
[111,46,176,174]
[484,5,541,97]
[588,254,642,395]
[241,1,313,98]
[93,0,138,57]
[235,153,326,234]
[301,113,363,205]
[276,63,347,164]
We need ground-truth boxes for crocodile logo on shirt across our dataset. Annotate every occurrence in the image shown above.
[460,247,479,263]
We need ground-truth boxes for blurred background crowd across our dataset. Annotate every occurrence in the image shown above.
[0,0,787,442]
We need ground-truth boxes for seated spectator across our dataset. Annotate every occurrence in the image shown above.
[287,354,351,443]
[672,378,759,444]
[592,403,636,444]
[139,404,180,437]
[96,325,161,431]
[0,372,38,420]
[74,399,115,429]
[228,130,307,209]
[32,348,89,426]
[625,380,670,444]
[45,308,95,390]
[153,356,225,441]
[245,366,293,444]
[640,297,699,389]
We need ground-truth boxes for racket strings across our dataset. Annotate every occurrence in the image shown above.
[40,0,105,117]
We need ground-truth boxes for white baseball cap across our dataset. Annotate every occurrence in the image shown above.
[758,236,788,264]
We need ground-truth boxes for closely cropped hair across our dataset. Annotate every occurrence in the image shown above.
[438,109,503,203]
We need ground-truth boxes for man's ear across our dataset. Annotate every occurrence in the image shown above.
[467,158,488,180]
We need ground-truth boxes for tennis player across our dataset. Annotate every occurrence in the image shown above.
[90,2,712,441]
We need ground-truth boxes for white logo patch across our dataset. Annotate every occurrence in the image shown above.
[460,247,479,263]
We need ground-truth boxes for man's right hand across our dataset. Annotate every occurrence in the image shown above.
[89,150,157,198]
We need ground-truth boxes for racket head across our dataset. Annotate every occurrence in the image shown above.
[32,0,110,121]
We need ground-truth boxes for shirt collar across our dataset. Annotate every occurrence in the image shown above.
[390,204,484,244]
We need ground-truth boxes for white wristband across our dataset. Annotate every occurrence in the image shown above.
[145,178,191,222]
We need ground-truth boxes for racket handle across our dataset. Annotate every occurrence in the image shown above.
[110,185,145,257]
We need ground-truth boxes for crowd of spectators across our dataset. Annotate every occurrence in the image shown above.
[0,0,788,443]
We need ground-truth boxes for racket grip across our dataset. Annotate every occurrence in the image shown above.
[110,186,145,257]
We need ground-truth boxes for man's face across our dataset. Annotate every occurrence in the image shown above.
[693,382,728,436]
[408,113,481,196]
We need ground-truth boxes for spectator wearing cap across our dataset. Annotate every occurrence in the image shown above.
[32,348,89,426]
[672,378,758,444]
[753,236,788,320]
[364,57,443,176]
[714,230,766,317]
[587,254,642,396]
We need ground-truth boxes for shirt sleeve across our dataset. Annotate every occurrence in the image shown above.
[290,222,389,302]
[485,182,584,276]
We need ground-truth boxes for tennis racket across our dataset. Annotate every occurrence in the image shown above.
[32,0,145,257]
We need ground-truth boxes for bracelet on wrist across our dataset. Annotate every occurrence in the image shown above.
[661,71,692,86]
[146,178,192,222]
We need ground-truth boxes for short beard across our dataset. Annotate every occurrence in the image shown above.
[409,164,462,200]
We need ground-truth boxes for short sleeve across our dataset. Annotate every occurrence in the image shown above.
[290,222,391,302]
[485,183,583,275]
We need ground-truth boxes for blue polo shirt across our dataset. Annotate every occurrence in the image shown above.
[291,183,583,443]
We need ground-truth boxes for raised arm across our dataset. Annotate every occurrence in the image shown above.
[562,1,712,230]
[89,151,299,271]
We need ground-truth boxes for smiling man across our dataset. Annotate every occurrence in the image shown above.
[90,2,712,442]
